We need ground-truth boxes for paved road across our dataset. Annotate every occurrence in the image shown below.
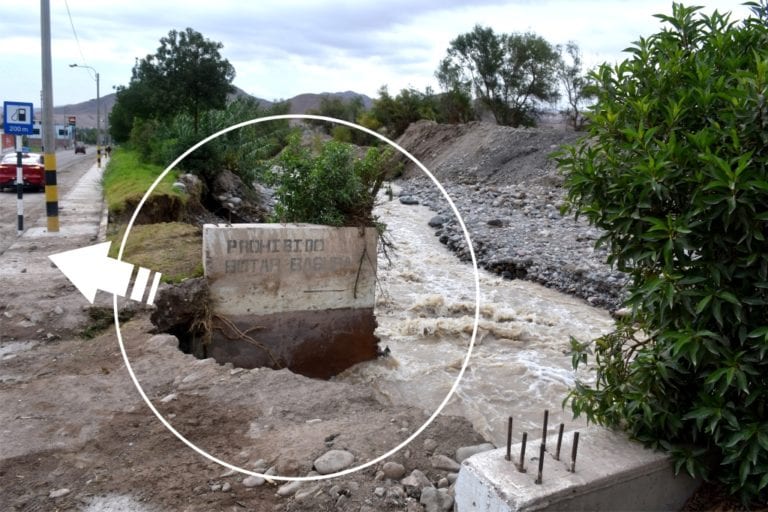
[0,147,97,255]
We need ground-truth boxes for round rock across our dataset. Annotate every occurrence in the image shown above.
[428,215,446,228]
[430,454,460,472]
[242,475,265,487]
[382,461,406,479]
[455,442,496,463]
[313,449,355,475]
[276,480,303,497]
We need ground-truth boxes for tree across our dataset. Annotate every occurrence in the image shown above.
[557,3,768,503]
[555,41,594,130]
[369,86,437,138]
[437,25,560,126]
[110,28,235,137]
[435,61,475,124]
[109,74,157,143]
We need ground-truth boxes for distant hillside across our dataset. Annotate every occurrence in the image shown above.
[286,91,374,115]
[37,88,374,129]
[228,86,271,107]
[52,93,117,129]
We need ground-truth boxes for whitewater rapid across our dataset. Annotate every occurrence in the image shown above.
[337,185,615,447]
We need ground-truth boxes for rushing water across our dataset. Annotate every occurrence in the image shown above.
[337,186,615,447]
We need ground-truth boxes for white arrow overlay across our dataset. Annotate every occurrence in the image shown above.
[49,241,162,305]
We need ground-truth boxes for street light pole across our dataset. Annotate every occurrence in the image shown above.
[69,64,101,168]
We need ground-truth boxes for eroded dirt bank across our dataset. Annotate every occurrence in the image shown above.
[1,316,486,511]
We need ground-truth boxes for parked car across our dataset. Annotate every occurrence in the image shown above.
[0,152,45,191]
[75,143,86,154]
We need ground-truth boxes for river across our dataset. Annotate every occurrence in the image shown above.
[338,185,616,447]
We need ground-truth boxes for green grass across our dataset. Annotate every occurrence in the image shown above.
[103,148,185,215]
[108,222,203,284]
[103,149,200,283]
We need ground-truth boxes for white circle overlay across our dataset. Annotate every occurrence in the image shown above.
[113,114,480,482]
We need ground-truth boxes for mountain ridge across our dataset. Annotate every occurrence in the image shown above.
[40,87,374,129]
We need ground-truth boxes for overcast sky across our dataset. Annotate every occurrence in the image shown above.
[0,0,754,109]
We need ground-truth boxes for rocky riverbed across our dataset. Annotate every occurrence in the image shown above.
[395,178,628,311]
[393,120,629,311]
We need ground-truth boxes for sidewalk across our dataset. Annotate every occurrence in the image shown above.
[0,161,107,340]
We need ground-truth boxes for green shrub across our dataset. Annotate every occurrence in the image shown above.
[263,134,389,227]
[556,3,768,503]
[127,97,292,190]
[331,125,353,143]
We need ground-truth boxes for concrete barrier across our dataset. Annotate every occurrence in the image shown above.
[202,223,379,379]
[455,425,700,511]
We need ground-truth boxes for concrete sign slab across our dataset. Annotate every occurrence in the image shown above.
[204,223,377,315]
[202,223,379,379]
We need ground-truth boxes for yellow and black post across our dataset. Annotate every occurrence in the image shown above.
[41,0,59,232]
[44,152,58,232]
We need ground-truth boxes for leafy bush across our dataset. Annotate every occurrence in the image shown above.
[556,4,768,503]
[368,85,475,138]
[263,134,390,227]
[128,97,292,190]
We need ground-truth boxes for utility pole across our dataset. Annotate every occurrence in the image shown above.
[95,71,100,168]
[69,64,100,168]
[40,0,59,232]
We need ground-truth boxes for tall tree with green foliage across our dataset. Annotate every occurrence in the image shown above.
[110,27,235,139]
[557,3,768,503]
[555,41,594,130]
[434,61,475,124]
[437,25,560,126]
[110,74,156,143]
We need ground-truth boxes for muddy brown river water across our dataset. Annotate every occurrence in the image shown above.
[339,186,616,447]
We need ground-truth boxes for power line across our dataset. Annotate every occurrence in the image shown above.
[64,0,95,81]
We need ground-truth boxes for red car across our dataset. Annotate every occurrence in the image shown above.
[0,152,45,191]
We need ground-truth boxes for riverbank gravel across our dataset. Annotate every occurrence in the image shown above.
[396,178,628,311]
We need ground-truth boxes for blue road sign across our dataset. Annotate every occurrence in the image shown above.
[3,101,34,135]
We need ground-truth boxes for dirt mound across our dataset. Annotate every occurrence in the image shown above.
[109,194,187,225]
[395,120,581,186]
